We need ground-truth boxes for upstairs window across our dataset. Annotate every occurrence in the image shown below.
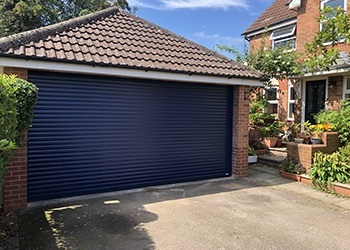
[270,25,296,50]
[320,0,347,37]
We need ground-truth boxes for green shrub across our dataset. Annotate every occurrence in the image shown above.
[0,74,38,185]
[309,145,350,188]
[314,99,350,146]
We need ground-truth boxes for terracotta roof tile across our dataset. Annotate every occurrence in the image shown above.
[0,7,264,80]
[243,0,296,35]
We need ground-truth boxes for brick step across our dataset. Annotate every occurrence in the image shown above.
[257,154,287,168]
[268,147,287,157]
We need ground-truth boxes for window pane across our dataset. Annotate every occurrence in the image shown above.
[274,37,296,49]
[267,103,278,118]
[347,78,350,90]
[289,103,295,119]
[325,0,344,8]
[267,89,277,100]
[271,25,295,39]
[345,93,350,99]
[290,87,296,100]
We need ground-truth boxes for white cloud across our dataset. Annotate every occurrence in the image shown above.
[194,31,244,44]
[129,0,250,10]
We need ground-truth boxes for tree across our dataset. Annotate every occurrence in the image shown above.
[0,0,137,37]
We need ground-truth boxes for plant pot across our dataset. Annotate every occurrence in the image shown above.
[303,136,311,144]
[263,137,277,148]
[294,138,303,144]
[310,137,322,144]
[276,139,283,147]
[254,149,267,155]
[280,170,301,181]
[248,155,258,163]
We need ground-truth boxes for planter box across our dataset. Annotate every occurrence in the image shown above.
[254,149,267,155]
[279,170,350,196]
[280,170,301,181]
[248,155,258,163]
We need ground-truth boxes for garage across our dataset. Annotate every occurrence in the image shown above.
[27,71,233,201]
[0,7,264,210]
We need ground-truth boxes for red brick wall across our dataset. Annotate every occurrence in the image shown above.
[2,67,28,212]
[287,132,341,172]
[327,75,343,110]
[232,85,250,178]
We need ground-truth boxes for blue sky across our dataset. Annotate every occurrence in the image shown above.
[127,0,274,57]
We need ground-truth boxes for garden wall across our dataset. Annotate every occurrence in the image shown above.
[287,132,341,172]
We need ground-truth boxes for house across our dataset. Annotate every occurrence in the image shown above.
[242,0,350,125]
[0,7,265,212]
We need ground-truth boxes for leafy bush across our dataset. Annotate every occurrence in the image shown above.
[249,87,272,125]
[309,145,350,188]
[314,99,350,145]
[260,121,284,138]
[0,74,38,185]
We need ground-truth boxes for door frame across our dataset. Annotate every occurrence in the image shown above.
[301,76,328,125]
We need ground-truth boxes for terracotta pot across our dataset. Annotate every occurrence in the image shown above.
[303,136,311,144]
[280,170,301,181]
[254,149,267,155]
[263,137,277,148]
[276,139,283,147]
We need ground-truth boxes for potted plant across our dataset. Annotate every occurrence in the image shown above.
[260,121,283,148]
[301,121,311,144]
[310,125,323,144]
[249,139,267,155]
[248,146,258,163]
[279,160,306,181]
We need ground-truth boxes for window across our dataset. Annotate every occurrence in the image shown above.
[344,78,350,99]
[270,25,296,50]
[266,87,279,119]
[320,0,347,38]
[288,85,296,120]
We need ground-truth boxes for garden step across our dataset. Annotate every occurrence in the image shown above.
[268,147,287,157]
[257,154,287,169]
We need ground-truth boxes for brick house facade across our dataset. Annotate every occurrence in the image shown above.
[243,0,350,125]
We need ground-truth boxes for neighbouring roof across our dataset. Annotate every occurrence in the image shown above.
[242,0,297,36]
[0,7,265,80]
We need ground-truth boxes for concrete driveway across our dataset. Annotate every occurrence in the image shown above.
[20,166,350,250]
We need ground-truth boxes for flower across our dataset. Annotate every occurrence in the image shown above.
[282,61,285,64]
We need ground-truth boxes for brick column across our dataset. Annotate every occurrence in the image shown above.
[232,85,250,178]
[3,139,28,212]
[2,67,28,212]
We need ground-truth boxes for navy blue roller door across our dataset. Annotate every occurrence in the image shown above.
[27,71,233,201]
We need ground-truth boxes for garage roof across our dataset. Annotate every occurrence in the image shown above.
[0,7,265,80]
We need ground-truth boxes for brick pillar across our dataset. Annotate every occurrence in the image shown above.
[232,85,250,178]
[3,138,28,212]
[2,67,28,212]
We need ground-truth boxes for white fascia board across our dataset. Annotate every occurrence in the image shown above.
[245,18,297,38]
[0,57,263,87]
[298,67,350,78]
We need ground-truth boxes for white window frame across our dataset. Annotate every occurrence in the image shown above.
[320,0,347,45]
[344,77,350,99]
[287,85,296,121]
[270,25,296,50]
[264,87,279,119]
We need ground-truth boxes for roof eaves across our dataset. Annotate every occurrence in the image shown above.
[0,7,120,52]
[0,53,267,81]
[242,17,297,37]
